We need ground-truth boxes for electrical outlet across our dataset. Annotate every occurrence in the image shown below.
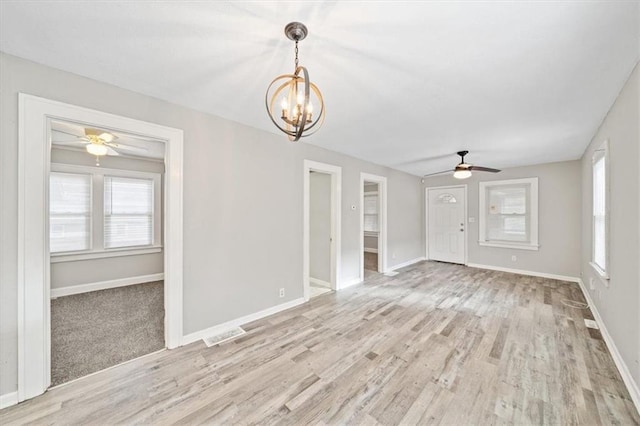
[279,288,285,298]
[511,255,517,262]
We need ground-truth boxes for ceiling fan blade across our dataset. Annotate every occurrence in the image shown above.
[51,121,86,138]
[106,143,149,153]
[99,133,117,143]
[105,146,120,156]
[52,139,90,146]
[469,166,501,173]
[423,169,453,178]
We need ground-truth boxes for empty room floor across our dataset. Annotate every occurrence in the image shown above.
[2,262,638,425]
[50,281,164,386]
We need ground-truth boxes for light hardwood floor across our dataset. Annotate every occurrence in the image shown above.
[2,261,639,425]
[364,251,378,272]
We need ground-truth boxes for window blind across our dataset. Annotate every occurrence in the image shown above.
[104,176,154,248]
[50,172,92,253]
[364,193,379,232]
[486,185,529,242]
[593,154,606,271]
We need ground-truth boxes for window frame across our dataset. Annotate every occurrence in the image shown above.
[590,139,610,282]
[50,163,162,262]
[478,177,539,251]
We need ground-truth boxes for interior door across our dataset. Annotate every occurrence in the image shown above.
[428,187,466,264]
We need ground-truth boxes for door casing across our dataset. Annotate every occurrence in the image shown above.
[17,94,184,402]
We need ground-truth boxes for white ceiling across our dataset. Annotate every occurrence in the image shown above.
[1,1,638,176]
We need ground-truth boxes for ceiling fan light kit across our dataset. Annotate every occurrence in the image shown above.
[265,22,325,141]
[86,142,108,157]
[453,168,472,179]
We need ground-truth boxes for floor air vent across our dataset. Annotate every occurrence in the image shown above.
[202,327,246,347]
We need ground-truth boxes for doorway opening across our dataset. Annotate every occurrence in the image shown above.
[360,173,388,281]
[303,160,342,300]
[48,119,167,386]
[425,185,468,265]
[17,94,183,402]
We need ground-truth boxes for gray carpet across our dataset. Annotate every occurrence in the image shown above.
[51,281,164,386]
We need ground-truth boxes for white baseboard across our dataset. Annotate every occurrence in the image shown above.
[576,279,640,412]
[0,391,18,409]
[182,297,306,346]
[339,277,362,290]
[386,257,426,273]
[309,277,331,288]
[466,263,580,283]
[50,273,165,298]
[364,248,378,254]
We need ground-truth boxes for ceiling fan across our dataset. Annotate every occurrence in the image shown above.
[53,127,148,165]
[423,150,501,179]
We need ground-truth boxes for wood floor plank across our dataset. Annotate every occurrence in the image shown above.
[1,261,638,425]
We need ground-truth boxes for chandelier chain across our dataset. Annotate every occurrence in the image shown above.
[294,40,299,69]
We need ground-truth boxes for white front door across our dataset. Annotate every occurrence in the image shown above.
[427,186,466,264]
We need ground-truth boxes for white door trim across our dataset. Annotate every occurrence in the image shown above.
[303,160,342,301]
[360,173,388,280]
[17,94,184,402]
[425,184,468,265]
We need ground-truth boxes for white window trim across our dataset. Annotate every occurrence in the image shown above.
[591,139,610,283]
[478,177,539,251]
[50,163,162,262]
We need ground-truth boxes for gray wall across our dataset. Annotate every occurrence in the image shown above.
[580,63,639,388]
[309,172,331,283]
[50,148,164,289]
[423,160,582,277]
[0,52,424,395]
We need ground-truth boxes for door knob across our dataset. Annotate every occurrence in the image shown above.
[460,229,464,232]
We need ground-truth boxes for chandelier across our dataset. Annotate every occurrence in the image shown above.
[265,22,325,141]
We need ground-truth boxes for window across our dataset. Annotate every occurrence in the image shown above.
[50,164,162,261]
[50,172,92,253]
[591,140,609,279]
[479,177,539,250]
[363,191,379,233]
[105,177,154,248]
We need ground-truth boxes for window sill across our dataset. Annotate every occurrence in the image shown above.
[478,241,539,251]
[51,246,163,263]
[589,262,610,286]
[364,231,379,237]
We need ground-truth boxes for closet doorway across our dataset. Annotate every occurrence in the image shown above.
[360,173,387,281]
[303,160,342,300]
